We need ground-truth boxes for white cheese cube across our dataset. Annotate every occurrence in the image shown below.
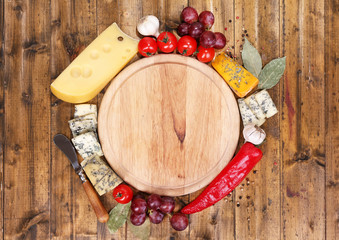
[244,95,266,126]
[254,90,278,118]
[74,104,97,118]
[238,99,263,126]
[71,132,103,159]
[68,118,97,137]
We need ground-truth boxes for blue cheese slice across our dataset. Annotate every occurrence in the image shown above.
[68,118,97,137]
[244,95,266,126]
[94,171,122,196]
[254,90,278,118]
[75,113,97,125]
[71,132,103,159]
[81,154,110,185]
[74,104,97,118]
[81,154,122,196]
[238,99,262,126]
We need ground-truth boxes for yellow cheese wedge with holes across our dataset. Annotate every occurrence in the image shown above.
[51,23,138,103]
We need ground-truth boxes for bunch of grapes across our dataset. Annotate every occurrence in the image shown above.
[130,193,189,231]
[178,7,227,49]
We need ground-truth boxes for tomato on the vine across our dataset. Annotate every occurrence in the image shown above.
[157,32,177,53]
[138,37,157,57]
[113,184,133,204]
[196,46,215,63]
[177,36,197,56]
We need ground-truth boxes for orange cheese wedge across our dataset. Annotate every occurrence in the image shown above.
[212,53,259,98]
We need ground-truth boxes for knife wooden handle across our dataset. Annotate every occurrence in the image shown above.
[82,180,109,223]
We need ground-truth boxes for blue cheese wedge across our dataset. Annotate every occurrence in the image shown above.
[81,154,110,185]
[94,171,122,196]
[244,95,266,126]
[74,104,97,118]
[81,154,122,196]
[238,99,262,126]
[71,132,103,159]
[254,90,278,118]
[68,118,97,137]
[75,113,97,125]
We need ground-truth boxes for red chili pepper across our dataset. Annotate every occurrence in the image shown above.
[181,143,263,214]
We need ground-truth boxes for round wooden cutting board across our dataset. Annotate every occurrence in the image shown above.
[98,54,240,196]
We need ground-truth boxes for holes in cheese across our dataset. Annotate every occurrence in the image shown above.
[50,23,139,103]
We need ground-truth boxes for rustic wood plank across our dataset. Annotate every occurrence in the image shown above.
[66,1,98,239]
[325,0,339,239]
[103,2,141,239]
[281,0,326,239]
[50,0,75,239]
[233,1,281,240]
[0,0,4,238]
[96,1,126,239]
[3,0,51,239]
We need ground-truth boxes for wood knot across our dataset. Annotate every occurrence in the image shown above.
[13,144,22,155]
[13,5,23,19]
[23,41,48,54]
[210,210,218,225]
[22,92,32,105]
[293,148,311,162]
[51,99,61,107]
[51,19,61,28]
[19,212,49,239]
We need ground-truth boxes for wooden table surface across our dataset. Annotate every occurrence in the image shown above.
[1,0,338,239]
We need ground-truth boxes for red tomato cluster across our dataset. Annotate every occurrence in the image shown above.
[138,32,214,63]
[138,32,178,57]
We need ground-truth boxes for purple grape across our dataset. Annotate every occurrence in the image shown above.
[131,198,147,214]
[160,197,175,214]
[149,210,165,224]
[130,212,146,226]
[188,22,205,39]
[177,23,190,37]
[147,194,162,210]
[198,11,215,29]
[133,193,145,200]
[181,7,198,24]
[170,213,189,231]
[199,31,216,48]
[214,32,227,49]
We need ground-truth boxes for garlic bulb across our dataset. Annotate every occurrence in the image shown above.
[243,124,266,145]
[137,15,160,37]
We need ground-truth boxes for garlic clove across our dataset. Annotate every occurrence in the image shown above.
[243,123,266,145]
[137,15,160,37]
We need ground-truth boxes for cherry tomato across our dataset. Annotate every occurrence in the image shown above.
[157,32,177,53]
[177,36,197,56]
[138,37,157,57]
[113,184,133,204]
[196,46,215,63]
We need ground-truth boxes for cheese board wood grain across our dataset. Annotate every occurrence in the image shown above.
[98,54,240,196]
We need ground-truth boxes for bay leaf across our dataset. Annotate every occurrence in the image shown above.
[258,57,286,89]
[127,217,150,240]
[242,38,262,77]
[107,202,131,234]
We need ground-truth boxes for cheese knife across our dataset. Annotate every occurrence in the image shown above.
[53,134,109,223]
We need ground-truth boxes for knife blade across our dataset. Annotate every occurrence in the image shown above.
[53,134,109,223]
[53,134,82,174]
